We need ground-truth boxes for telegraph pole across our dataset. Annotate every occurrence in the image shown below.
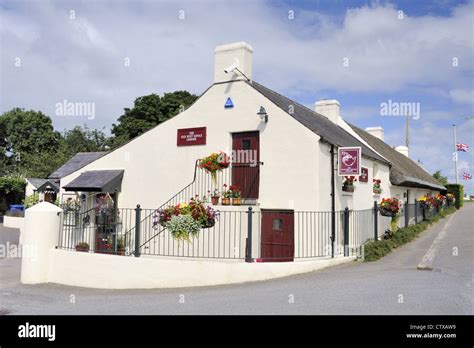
[453,124,459,184]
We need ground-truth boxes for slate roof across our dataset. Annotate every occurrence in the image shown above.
[27,178,48,189]
[49,152,107,179]
[247,81,388,164]
[37,179,60,192]
[350,125,446,191]
[63,170,124,192]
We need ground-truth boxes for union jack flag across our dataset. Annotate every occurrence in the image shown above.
[462,172,472,180]
[456,143,470,152]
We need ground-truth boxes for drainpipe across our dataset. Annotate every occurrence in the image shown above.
[330,145,336,258]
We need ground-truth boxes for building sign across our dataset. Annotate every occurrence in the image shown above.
[338,147,361,176]
[177,127,206,146]
[359,167,369,182]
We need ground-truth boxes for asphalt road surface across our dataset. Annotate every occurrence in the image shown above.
[0,204,472,315]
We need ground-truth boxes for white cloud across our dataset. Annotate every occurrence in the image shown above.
[0,0,473,138]
[449,89,474,104]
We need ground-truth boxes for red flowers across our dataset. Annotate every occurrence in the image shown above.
[344,176,357,184]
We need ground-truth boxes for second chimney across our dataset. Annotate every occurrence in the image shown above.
[365,127,384,141]
[315,99,340,124]
[395,145,409,157]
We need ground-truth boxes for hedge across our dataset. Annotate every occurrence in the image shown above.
[446,183,464,209]
[363,205,457,262]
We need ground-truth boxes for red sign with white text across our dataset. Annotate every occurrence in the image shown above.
[338,147,361,176]
[177,127,206,146]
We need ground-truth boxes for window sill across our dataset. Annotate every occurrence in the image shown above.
[341,192,354,196]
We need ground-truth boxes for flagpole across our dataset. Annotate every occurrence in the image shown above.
[453,124,459,184]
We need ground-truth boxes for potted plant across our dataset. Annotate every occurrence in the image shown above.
[116,236,126,255]
[75,242,90,252]
[152,198,220,241]
[229,185,241,205]
[435,194,446,208]
[221,184,231,205]
[211,189,220,205]
[373,179,382,194]
[198,151,230,184]
[379,197,401,232]
[342,176,357,192]
[446,193,455,206]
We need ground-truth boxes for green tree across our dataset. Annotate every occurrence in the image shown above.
[110,91,198,146]
[59,125,109,159]
[0,108,61,177]
[0,176,27,209]
[433,170,448,186]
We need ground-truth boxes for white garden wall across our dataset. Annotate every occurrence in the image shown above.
[3,216,24,229]
[48,249,354,289]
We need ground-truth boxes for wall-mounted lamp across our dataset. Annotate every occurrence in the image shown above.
[257,106,268,123]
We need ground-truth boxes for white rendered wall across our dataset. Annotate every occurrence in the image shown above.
[48,249,354,289]
[20,202,63,284]
[60,81,321,212]
[3,216,24,229]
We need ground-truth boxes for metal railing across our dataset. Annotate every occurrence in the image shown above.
[57,205,136,255]
[58,199,452,261]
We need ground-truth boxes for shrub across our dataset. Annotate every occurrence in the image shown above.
[446,184,464,209]
[364,206,456,262]
[23,192,40,208]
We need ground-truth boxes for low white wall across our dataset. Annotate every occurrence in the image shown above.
[48,249,355,289]
[3,216,24,229]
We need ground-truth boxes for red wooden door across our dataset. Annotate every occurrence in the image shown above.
[261,210,294,262]
[232,131,259,199]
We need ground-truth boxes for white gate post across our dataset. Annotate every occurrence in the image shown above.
[21,202,63,284]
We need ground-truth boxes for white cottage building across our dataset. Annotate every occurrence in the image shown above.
[56,42,444,261]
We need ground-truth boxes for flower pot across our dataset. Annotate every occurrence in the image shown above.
[232,197,241,205]
[379,209,394,217]
[222,198,231,205]
[76,246,89,252]
[117,249,125,256]
[342,185,354,193]
[211,196,219,205]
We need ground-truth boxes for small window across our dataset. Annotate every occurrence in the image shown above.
[242,139,251,150]
[273,218,283,231]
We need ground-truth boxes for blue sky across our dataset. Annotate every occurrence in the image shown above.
[1,0,473,193]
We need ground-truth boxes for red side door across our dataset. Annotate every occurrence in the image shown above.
[232,131,259,199]
[261,210,294,262]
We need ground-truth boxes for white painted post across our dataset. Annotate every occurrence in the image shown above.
[21,202,63,284]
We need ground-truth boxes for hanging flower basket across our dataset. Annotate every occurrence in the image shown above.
[152,198,220,241]
[342,176,357,192]
[373,179,382,194]
[379,197,401,217]
[198,152,230,184]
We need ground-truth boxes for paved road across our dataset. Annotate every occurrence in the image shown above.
[0,205,472,315]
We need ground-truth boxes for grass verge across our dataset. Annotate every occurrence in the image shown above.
[363,206,457,262]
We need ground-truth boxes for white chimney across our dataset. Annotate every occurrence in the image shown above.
[214,42,253,83]
[315,99,340,124]
[365,127,384,141]
[395,145,409,157]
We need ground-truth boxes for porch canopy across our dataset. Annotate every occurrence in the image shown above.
[63,170,124,193]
